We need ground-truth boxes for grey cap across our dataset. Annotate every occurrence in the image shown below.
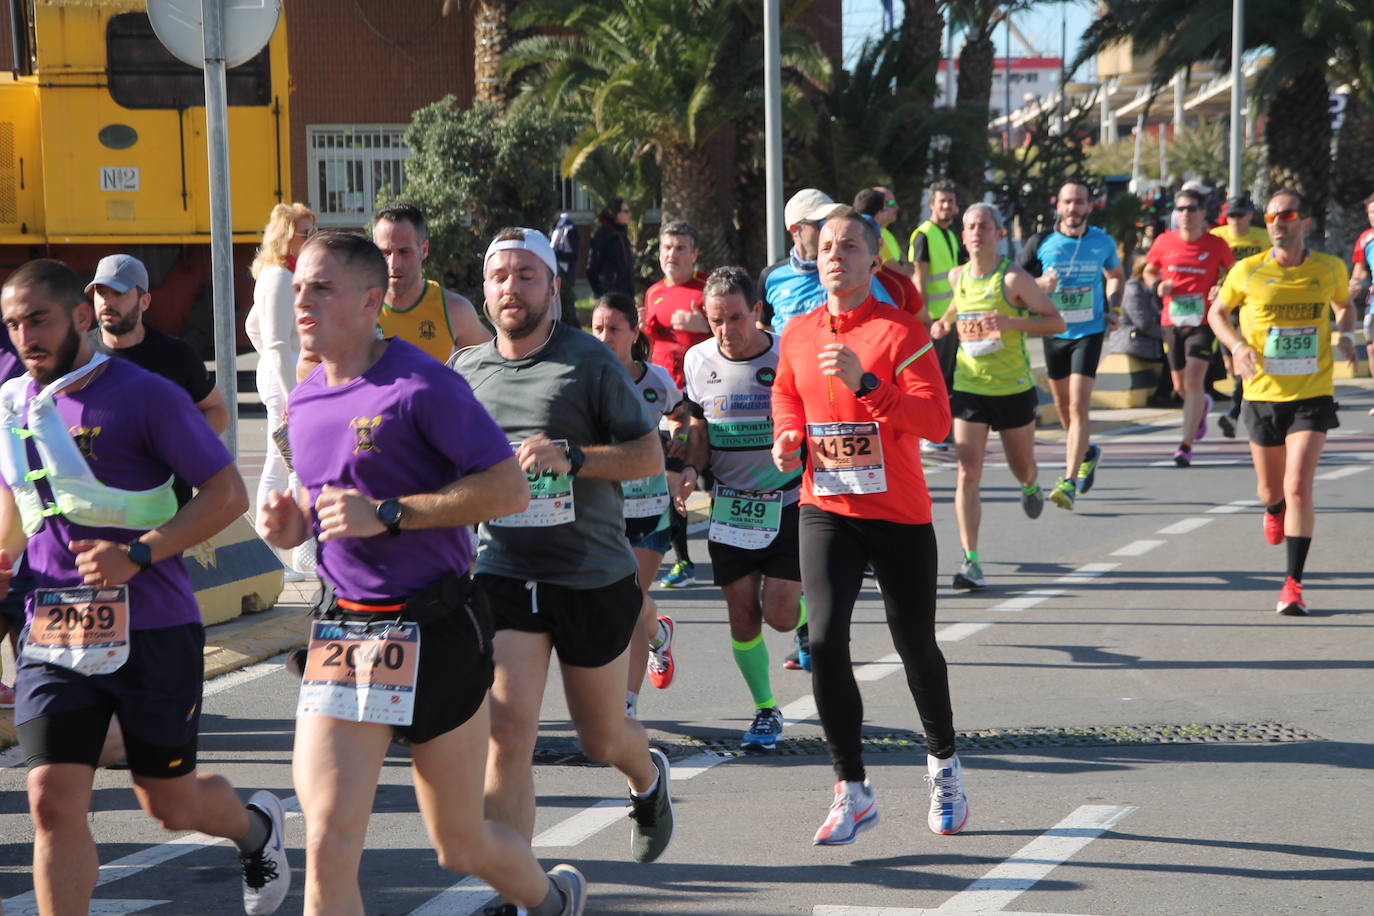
[86,254,149,295]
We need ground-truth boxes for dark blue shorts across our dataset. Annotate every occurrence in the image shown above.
[16,622,205,777]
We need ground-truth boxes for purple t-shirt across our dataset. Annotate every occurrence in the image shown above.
[287,338,513,601]
[2,359,233,629]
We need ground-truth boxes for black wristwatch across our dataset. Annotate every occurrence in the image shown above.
[854,372,881,399]
[375,498,404,536]
[564,444,586,477]
[126,540,153,571]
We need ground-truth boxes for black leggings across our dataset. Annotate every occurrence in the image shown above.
[799,506,955,781]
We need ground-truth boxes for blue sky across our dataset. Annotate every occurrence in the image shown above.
[842,0,1098,80]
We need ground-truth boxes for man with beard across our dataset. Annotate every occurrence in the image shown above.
[0,259,289,915]
[1016,179,1124,509]
[89,254,228,506]
[450,228,676,865]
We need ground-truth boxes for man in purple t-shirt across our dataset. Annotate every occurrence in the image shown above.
[257,231,586,916]
[0,259,290,916]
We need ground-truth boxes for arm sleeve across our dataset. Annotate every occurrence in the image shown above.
[256,268,297,396]
[857,324,950,442]
[770,337,806,441]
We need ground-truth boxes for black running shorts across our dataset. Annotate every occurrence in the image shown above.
[706,501,801,586]
[17,622,205,777]
[1163,325,1216,371]
[952,387,1039,432]
[1242,396,1339,447]
[477,572,641,668]
[1042,332,1105,380]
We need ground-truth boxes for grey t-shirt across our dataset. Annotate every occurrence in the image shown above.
[450,322,654,588]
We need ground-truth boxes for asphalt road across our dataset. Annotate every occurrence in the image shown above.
[2,387,1373,915]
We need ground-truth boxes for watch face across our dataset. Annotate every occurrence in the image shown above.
[378,500,403,525]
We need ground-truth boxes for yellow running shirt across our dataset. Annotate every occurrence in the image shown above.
[1217,250,1348,403]
[379,279,454,362]
[1210,224,1270,261]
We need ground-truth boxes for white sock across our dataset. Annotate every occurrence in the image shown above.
[928,753,960,776]
[631,772,660,799]
[843,779,869,797]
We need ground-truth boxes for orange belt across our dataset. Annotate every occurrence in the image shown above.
[335,598,406,613]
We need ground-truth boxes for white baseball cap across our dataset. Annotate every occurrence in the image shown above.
[784,189,846,230]
[484,228,559,278]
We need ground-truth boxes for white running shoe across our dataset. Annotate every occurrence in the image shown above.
[813,780,878,845]
[925,754,969,835]
[241,791,291,915]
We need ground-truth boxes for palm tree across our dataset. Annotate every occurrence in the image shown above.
[505,0,828,268]
[473,0,518,105]
[1075,0,1374,234]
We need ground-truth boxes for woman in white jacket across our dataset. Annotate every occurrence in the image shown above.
[247,202,315,576]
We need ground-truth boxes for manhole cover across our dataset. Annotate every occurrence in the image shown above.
[531,722,1322,766]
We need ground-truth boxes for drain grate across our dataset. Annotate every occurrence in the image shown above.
[531,722,1321,766]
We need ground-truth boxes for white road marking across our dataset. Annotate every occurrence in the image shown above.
[1055,563,1119,582]
[203,655,288,697]
[1155,517,1213,535]
[533,799,630,847]
[813,804,1134,915]
[1316,464,1370,481]
[989,590,1065,612]
[408,877,493,915]
[1206,499,1260,514]
[3,798,302,912]
[855,653,904,682]
[1112,539,1165,556]
[937,621,993,642]
[783,695,818,724]
[936,804,1137,913]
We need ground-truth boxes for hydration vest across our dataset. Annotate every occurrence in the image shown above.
[0,354,177,536]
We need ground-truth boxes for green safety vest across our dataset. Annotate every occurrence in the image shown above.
[908,219,960,319]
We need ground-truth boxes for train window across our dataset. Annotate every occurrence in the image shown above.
[106,13,270,109]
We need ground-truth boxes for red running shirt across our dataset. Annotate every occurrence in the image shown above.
[1145,231,1235,326]
[642,274,709,389]
[772,297,950,525]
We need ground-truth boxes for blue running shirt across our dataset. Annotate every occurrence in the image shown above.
[1018,226,1120,339]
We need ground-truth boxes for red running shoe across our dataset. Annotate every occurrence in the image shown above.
[1263,505,1286,545]
[647,616,675,689]
[1276,577,1307,616]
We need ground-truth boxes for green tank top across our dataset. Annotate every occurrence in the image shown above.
[952,258,1032,396]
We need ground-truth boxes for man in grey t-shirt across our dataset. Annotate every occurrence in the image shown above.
[450,227,676,865]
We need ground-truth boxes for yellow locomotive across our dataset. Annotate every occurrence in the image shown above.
[1,0,292,346]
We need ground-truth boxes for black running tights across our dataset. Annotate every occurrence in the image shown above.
[799,506,956,782]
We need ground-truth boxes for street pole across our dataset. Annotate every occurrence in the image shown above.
[763,0,783,264]
[202,0,238,457]
[1229,0,1244,197]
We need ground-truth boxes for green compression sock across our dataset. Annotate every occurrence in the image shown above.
[965,549,980,564]
[796,595,808,630]
[731,634,775,709]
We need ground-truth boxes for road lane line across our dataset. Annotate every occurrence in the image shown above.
[1316,465,1369,481]
[1155,517,1212,535]
[1207,499,1259,514]
[203,655,287,697]
[937,622,993,642]
[408,877,493,915]
[988,590,1064,612]
[1055,563,1119,582]
[1112,539,1165,556]
[935,804,1136,913]
[855,653,904,681]
[533,799,631,847]
[783,695,818,724]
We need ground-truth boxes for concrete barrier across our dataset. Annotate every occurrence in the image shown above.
[185,514,285,626]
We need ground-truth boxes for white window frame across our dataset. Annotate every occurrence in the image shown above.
[307,124,412,227]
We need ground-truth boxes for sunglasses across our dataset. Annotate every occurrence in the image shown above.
[1174,204,1200,213]
[1264,209,1304,224]
[885,200,897,207]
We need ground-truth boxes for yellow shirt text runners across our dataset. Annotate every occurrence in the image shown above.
[1218,250,1348,402]
[1210,224,1270,261]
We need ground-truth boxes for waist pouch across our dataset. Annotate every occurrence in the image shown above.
[310,571,474,626]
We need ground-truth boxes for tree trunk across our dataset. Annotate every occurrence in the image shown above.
[947,25,996,205]
[660,143,732,273]
[896,0,944,219]
[474,0,515,106]
[1266,64,1332,237]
